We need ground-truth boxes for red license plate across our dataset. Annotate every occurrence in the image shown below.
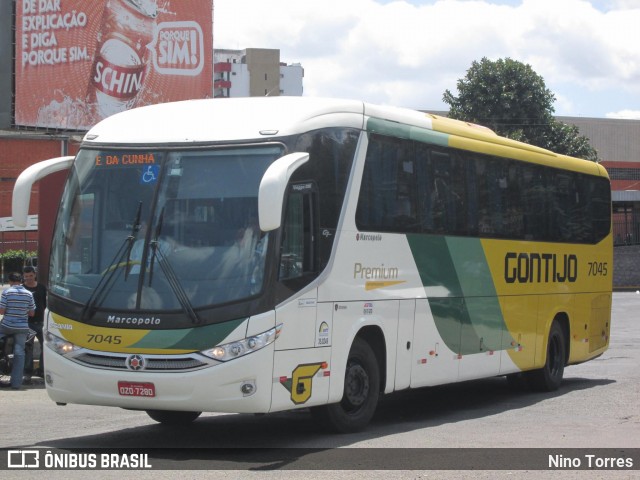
[118,381,156,397]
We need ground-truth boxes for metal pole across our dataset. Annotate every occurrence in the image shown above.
[624,206,629,245]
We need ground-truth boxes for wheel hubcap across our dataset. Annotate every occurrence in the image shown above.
[344,363,369,408]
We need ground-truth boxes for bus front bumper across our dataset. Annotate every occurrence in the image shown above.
[43,344,275,414]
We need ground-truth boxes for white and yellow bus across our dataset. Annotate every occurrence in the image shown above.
[13,97,612,432]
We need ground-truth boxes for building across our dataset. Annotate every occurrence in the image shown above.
[0,131,81,282]
[557,116,640,246]
[214,48,304,98]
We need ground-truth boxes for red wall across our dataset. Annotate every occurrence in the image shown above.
[601,161,640,191]
[37,170,70,285]
[0,137,80,261]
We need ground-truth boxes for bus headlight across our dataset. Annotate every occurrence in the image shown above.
[202,324,282,362]
[45,330,81,356]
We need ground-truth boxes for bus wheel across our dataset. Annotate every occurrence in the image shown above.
[146,410,201,425]
[526,321,566,392]
[311,337,380,433]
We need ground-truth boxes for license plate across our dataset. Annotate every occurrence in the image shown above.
[118,381,156,397]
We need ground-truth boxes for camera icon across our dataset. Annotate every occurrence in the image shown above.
[7,450,39,468]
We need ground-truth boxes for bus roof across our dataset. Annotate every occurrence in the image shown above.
[83,97,367,144]
[82,97,607,178]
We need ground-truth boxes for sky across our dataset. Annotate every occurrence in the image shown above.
[213,0,640,119]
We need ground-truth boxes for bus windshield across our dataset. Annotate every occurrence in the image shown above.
[50,145,284,318]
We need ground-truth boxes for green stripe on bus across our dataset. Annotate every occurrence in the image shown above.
[407,235,513,354]
[410,126,449,147]
[407,235,462,296]
[131,317,246,351]
[366,118,449,147]
[446,237,510,351]
[445,237,497,296]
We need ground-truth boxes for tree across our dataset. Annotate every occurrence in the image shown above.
[0,249,37,283]
[443,57,598,161]
[538,120,599,162]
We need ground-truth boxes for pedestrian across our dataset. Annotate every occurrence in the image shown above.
[0,272,36,390]
[22,266,47,382]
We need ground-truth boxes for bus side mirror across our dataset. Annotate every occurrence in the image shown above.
[258,152,309,231]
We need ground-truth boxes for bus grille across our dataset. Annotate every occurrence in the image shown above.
[72,352,211,372]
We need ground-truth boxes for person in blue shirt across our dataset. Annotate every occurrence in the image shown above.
[0,272,36,390]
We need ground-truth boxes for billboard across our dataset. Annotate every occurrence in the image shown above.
[15,0,213,130]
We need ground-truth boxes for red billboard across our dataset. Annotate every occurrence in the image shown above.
[15,0,213,130]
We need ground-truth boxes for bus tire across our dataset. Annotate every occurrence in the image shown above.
[146,410,202,425]
[526,321,566,392]
[311,337,380,433]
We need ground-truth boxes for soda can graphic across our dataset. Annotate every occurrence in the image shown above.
[88,0,158,119]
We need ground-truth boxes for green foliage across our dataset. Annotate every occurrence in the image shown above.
[539,120,599,162]
[443,57,598,161]
[0,250,38,280]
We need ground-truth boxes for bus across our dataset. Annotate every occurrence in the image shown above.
[12,97,612,432]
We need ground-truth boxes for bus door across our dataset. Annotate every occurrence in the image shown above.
[271,182,331,411]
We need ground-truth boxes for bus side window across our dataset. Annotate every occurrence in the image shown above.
[279,184,317,283]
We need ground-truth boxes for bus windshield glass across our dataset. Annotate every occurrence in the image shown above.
[50,145,283,316]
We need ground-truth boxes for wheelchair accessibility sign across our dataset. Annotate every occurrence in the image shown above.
[140,165,159,185]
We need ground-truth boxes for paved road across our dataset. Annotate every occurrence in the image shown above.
[1,292,638,479]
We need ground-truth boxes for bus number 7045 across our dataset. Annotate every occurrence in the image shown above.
[588,262,608,276]
[87,334,123,345]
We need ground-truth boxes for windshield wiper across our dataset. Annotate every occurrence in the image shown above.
[124,202,143,281]
[144,207,199,324]
[81,202,143,321]
[150,239,201,325]
[147,207,164,287]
